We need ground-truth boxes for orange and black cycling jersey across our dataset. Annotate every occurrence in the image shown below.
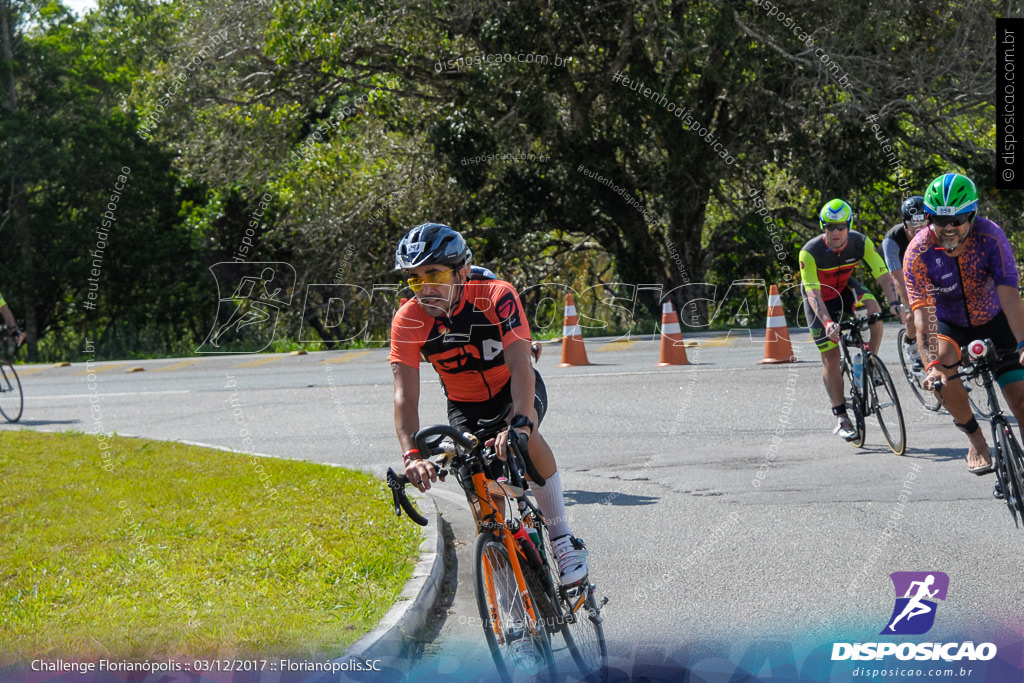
[388,279,532,403]
[798,231,888,300]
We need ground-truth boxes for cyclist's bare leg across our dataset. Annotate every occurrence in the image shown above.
[999,379,1024,441]
[527,431,556,479]
[930,338,991,468]
[863,297,883,355]
[820,346,845,407]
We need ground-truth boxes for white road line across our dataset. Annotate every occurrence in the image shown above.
[24,390,191,400]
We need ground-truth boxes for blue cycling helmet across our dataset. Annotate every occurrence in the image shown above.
[395,223,471,269]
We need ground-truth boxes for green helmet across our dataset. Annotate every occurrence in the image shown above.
[818,199,853,230]
[923,173,978,217]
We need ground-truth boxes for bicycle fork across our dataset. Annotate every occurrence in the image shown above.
[472,471,544,643]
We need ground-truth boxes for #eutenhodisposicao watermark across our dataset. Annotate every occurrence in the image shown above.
[611,71,735,165]
[84,166,130,312]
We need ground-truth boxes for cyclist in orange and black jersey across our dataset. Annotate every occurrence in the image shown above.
[389,223,587,586]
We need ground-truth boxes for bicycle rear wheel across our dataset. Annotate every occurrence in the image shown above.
[896,328,940,411]
[474,531,556,682]
[995,422,1024,525]
[0,360,23,423]
[868,355,906,455]
[535,522,607,682]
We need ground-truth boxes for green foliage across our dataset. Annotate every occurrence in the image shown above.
[0,0,1016,358]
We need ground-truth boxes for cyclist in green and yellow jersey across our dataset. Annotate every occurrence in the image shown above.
[800,199,903,440]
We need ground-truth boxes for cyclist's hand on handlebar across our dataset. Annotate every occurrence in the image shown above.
[489,426,530,462]
[922,366,946,392]
[403,457,437,492]
[890,302,906,325]
[825,321,840,343]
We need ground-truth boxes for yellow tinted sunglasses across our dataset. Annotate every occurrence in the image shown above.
[407,268,456,292]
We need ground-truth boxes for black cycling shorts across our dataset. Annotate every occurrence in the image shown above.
[937,311,1024,387]
[447,369,548,434]
[803,279,876,352]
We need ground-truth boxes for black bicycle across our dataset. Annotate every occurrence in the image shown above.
[0,325,23,423]
[938,339,1024,527]
[387,409,608,682]
[897,328,993,418]
[838,312,906,455]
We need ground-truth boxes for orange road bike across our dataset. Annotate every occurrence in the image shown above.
[387,410,607,682]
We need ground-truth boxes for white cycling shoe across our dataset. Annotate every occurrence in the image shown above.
[834,416,857,441]
[552,534,589,586]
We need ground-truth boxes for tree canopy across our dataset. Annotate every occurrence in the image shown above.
[0,0,1014,359]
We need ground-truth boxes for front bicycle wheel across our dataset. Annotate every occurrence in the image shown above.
[0,360,24,423]
[474,532,556,683]
[995,422,1024,525]
[868,355,906,455]
[896,328,940,411]
[967,375,995,420]
[842,355,867,447]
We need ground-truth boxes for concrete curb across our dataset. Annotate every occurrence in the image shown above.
[343,493,445,660]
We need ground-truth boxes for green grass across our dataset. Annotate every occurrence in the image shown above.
[0,431,422,663]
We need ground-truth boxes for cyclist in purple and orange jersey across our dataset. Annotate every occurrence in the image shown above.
[905,173,1024,478]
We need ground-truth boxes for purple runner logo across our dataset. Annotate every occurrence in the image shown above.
[881,571,949,635]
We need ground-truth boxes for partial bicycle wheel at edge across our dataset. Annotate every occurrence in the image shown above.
[0,360,23,423]
[996,424,1024,524]
[559,580,608,682]
[896,328,940,411]
[537,524,608,682]
[868,355,906,455]
[473,532,556,683]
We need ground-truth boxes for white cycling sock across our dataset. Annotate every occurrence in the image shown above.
[531,471,571,539]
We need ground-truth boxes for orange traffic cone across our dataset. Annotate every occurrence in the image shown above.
[758,284,796,364]
[657,301,690,366]
[558,293,591,367]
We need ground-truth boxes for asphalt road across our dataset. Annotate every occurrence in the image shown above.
[6,325,1023,681]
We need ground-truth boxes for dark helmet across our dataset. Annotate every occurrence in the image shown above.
[901,196,925,223]
[394,223,471,270]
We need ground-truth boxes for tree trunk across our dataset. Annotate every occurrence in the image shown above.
[1,0,36,359]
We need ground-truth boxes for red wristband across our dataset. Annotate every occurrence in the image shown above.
[402,448,420,462]
[925,360,942,371]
